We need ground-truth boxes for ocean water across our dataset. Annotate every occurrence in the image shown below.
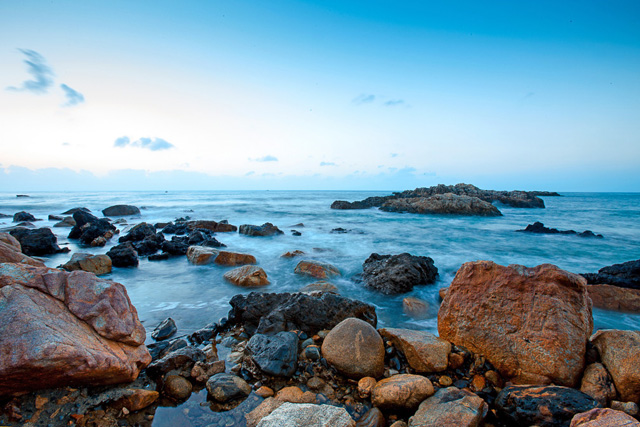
[1,190,639,338]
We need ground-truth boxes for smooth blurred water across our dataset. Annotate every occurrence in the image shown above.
[1,190,639,338]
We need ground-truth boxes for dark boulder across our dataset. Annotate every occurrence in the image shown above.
[186,220,237,233]
[119,223,156,243]
[187,230,226,248]
[239,223,284,237]
[361,253,437,294]
[106,242,139,267]
[146,346,205,377]
[162,222,189,235]
[245,332,299,377]
[495,385,601,427]
[206,373,251,403]
[62,207,90,215]
[162,237,190,255]
[330,196,391,210]
[68,211,116,245]
[102,205,140,217]
[133,237,163,256]
[148,252,170,261]
[12,211,37,222]
[147,338,188,361]
[9,227,69,256]
[581,259,640,290]
[228,291,377,335]
[151,317,178,341]
[517,222,603,238]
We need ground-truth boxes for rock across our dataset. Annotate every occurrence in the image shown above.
[381,193,503,216]
[256,402,355,427]
[402,297,429,319]
[214,250,257,266]
[151,317,178,341]
[322,317,385,378]
[580,363,616,406]
[356,407,385,427]
[163,374,193,400]
[611,400,639,416]
[102,205,140,216]
[224,265,269,287]
[53,216,76,227]
[0,264,150,396]
[228,291,377,335]
[185,229,225,247]
[162,237,190,255]
[294,260,341,279]
[570,408,640,427]
[0,233,45,267]
[68,210,117,245]
[147,338,188,361]
[48,214,63,221]
[408,387,488,427]
[246,332,299,377]
[358,377,377,398]
[246,397,285,427]
[186,245,218,265]
[361,253,437,295]
[185,219,238,232]
[113,389,159,412]
[438,261,593,387]
[281,250,305,258]
[190,360,226,382]
[62,207,90,215]
[239,222,284,237]
[13,211,37,222]
[517,221,603,238]
[146,346,206,377]
[586,284,640,312]
[371,374,435,411]
[256,386,274,398]
[495,385,601,427]
[300,281,338,294]
[119,222,156,242]
[581,259,640,290]
[9,227,68,256]
[148,252,170,261]
[378,328,451,373]
[106,242,139,267]
[591,329,640,403]
[275,386,316,404]
[206,373,252,402]
[60,253,112,275]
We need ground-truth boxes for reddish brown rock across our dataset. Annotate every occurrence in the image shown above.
[281,250,305,258]
[163,375,193,400]
[438,261,593,387]
[372,374,434,411]
[275,386,316,404]
[60,252,112,275]
[570,408,640,427]
[591,329,640,403]
[580,363,617,406]
[0,233,46,267]
[214,251,256,266]
[223,265,269,287]
[300,281,338,294]
[186,220,237,232]
[294,260,341,279]
[186,245,218,265]
[409,387,488,427]
[113,389,159,412]
[587,284,640,313]
[358,377,377,398]
[379,328,450,373]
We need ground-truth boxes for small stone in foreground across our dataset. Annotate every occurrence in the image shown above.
[408,386,488,427]
[372,374,435,411]
[224,265,269,287]
[256,402,355,427]
[206,373,251,403]
[151,317,178,341]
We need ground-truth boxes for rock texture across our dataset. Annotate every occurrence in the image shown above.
[591,329,640,403]
[206,373,252,402]
[0,232,45,266]
[214,250,257,266]
[570,408,640,427]
[294,260,341,279]
[517,221,603,238]
[186,220,237,232]
[586,284,640,312]
[68,210,117,246]
[379,328,450,373]
[9,227,68,256]
[0,263,150,396]
[371,374,435,411]
[402,297,430,319]
[581,259,640,290]
[381,193,503,216]
[256,402,355,427]
[438,261,593,387]
[106,242,139,267]
[60,252,112,275]
[246,332,299,377]
[102,205,140,216]
[186,245,218,265]
[239,223,284,237]
[579,363,617,406]
[361,253,437,294]
[223,265,269,287]
[408,387,488,427]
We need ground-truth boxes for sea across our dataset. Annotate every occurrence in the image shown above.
[1,190,639,337]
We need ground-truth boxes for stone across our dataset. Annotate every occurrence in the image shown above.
[246,331,298,377]
[151,317,177,341]
[586,284,640,312]
[358,377,377,398]
[322,317,385,378]
[380,193,503,216]
[186,245,217,265]
[495,385,601,427]
[591,329,640,403]
[580,363,616,406]
[119,222,156,242]
[106,242,139,267]
[162,237,190,255]
[0,233,45,267]
[147,338,188,361]
[9,227,67,256]
[60,253,112,275]
[68,210,117,245]
[224,265,269,287]
[371,374,435,411]
[408,387,488,427]
[228,291,377,336]
[102,205,140,216]
[379,328,451,373]
[581,259,640,290]
[246,397,285,427]
[206,373,251,402]
[300,280,338,294]
[611,401,639,416]
[214,250,257,266]
[113,389,159,412]
[275,386,316,404]
[49,214,63,221]
[148,253,170,261]
[53,216,76,227]
[0,263,150,396]
[256,402,355,427]
[62,207,90,215]
[256,386,274,398]
[438,261,593,387]
[190,360,225,382]
[356,407,385,427]
[294,260,341,279]
[517,221,603,238]
[361,253,437,295]
[281,250,305,258]
[163,375,193,400]
[146,346,206,377]
[570,408,640,427]
[239,222,284,237]
[402,297,430,319]
[186,220,237,232]
[13,211,37,222]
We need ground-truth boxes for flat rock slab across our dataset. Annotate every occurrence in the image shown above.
[379,328,450,373]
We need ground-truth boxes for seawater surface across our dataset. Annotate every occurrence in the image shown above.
[1,190,639,337]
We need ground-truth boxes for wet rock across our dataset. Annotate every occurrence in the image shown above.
[586,284,640,312]
[151,317,177,341]
[148,252,170,261]
[53,216,76,227]
[239,222,284,237]
[106,242,139,267]
[579,363,616,406]
[119,222,156,242]
[206,373,251,402]
[48,214,63,221]
[214,250,257,266]
[581,259,640,290]
[102,205,140,216]
[517,221,603,238]
[591,329,640,402]
[0,232,45,266]
[62,207,90,215]
[281,250,305,258]
[300,280,338,294]
[381,193,503,216]
[68,210,117,245]
[186,245,218,265]
[322,317,385,379]
[147,338,188,361]
[438,261,593,387]
[275,386,316,404]
[163,374,193,401]
[146,346,206,377]
[371,374,435,411]
[495,385,601,427]
[228,291,377,335]
[409,386,488,427]
[570,408,640,427]
[190,360,225,382]
[402,297,429,319]
[379,328,450,373]
[112,389,159,412]
[356,407,385,427]
[162,237,190,255]
[246,397,285,427]
[13,211,36,222]
[361,253,437,295]
[9,227,68,256]
[246,331,299,377]
[185,219,237,232]
[60,253,112,275]
[256,402,355,427]
[294,260,341,279]
[256,386,275,398]
[358,377,377,398]
[611,400,639,417]
[224,265,269,287]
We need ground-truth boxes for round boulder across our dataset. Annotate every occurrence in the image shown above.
[206,373,251,402]
[372,374,435,411]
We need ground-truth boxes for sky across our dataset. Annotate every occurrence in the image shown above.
[0,0,639,191]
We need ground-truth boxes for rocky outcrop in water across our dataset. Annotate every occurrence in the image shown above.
[381,193,503,216]
[60,252,112,275]
[0,233,46,266]
[239,222,284,237]
[102,204,140,216]
[581,259,640,290]
[361,253,437,294]
[12,211,37,222]
[517,221,603,238]
[9,227,69,256]
[68,210,117,246]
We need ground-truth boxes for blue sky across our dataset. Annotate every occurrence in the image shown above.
[1,0,639,191]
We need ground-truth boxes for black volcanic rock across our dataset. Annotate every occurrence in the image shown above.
[9,227,69,256]
[12,211,37,222]
[517,221,603,238]
[119,222,156,243]
[581,259,640,290]
[361,252,438,294]
[106,242,139,267]
[68,211,117,245]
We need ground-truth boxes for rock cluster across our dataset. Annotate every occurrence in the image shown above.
[518,221,603,238]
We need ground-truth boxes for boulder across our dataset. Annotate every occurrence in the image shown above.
[163,374,193,400]
[355,407,385,427]
[371,374,435,411]
[228,292,377,335]
[378,328,451,373]
[438,261,593,387]
[239,222,284,237]
[186,245,218,265]
[68,210,117,245]
[106,242,139,267]
[321,318,385,378]
[256,402,355,427]
[186,220,237,232]
[0,233,45,267]
[102,205,140,216]
[0,263,150,396]
[580,363,617,406]
[60,253,112,275]
[361,253,437,295]
[53,216,76,227]
[224,265,269,287]
[380,193,503,216]
[294,260,341,279]
[112,389,159,412]
[591,329,640,403]
[62,207,90,215]
[49,214,63,221]
[517,221,603,238]
[206,373,252,402]
[119,222,156,242]
[151,317,178,341]
[300,281,338,294]
[402,297,429,319]
[214,250,257,266]
[246,397,285,427]
[9,227,68,256]
[146,346,206,377]
[570,408,640,427]
[586,284,640,312]
[408,387,488,427]
[246,332,299,377]
[185,229,225,247]
[274,386,316,403]
[162,237,190,255]
[12,211,37,222]
[581,259,640,290]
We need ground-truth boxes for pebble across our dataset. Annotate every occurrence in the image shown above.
[163,375,193,401]
[255,386,274,398]
[358,377,377,398]
[439,376,453,387]
[448,353,465,370]
[611,400,639,416]
[471,374,486,392]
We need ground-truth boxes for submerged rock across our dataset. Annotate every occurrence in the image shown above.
[239,222,284,237]
[517,221,603,238]
[361,253,437,295]
[294,260,341,279]
[102,205,140,216]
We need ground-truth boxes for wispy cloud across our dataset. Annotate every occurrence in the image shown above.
[384,99,405,107]
[60,83,85,107]
[250,155,278,162]
[390,153,399,158]
[320,161,336,166]
[6,49,54,94]
[352,94,376,105]
[114,136,175,151]
[114,136,130,147]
